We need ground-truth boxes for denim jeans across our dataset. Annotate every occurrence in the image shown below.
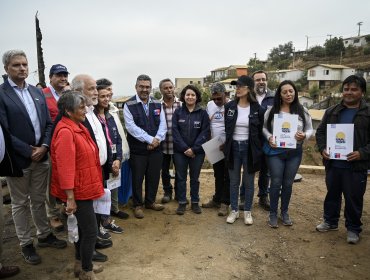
[162,153,177,196]
[267,146,302,216]
[228,141,255,211]
[173,153,205,204]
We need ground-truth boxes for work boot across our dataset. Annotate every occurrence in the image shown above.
[79,270,97,280]
[161,192,172,204]
[134,206,144,219]
[201,199,220,208]
[218,203,229,216]
[176,203,187,215]
[74,260,103,278]
[191,203,202,214]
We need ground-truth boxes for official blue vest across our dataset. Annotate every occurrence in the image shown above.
[126,96,162,155]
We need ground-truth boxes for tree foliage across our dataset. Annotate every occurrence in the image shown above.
[324,37,345,56]
[268,41,294,69]
[247,58,266,74]
[308,45,326,57]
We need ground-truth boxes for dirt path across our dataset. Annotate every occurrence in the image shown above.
[2,173,370,280]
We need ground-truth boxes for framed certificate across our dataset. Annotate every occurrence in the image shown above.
[272,113,298,149]
[326,124,354,160]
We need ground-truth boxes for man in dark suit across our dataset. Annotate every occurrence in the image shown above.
[0,50,67,265]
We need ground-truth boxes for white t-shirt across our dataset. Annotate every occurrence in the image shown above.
[256,93,266,105]
[206,101,226,143]
[233,105,250,141]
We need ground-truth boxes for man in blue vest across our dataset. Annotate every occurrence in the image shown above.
[124,74,167,219]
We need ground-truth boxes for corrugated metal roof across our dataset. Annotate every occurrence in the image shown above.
[308,64,351,69]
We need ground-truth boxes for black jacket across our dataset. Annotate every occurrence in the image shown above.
[224,100,265,173]
[172,104,210,154]
[316,99,370,171]
[0,122,22,176]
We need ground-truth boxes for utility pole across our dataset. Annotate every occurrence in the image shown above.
[357,21,363,36]
[253,52,257,67]
[327,34,332,40]
[35,11,46,87]
[292,47,295,68]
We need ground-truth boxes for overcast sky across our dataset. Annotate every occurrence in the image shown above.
[1,0,369,96]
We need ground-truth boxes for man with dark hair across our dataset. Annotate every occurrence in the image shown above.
[0,50,67,265]
[124,74,167,218]
[43,64,70,232]
[159,78,181,203]
[316,75,370,244]
[202,83,230,216]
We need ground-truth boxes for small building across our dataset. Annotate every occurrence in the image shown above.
[268,69,304,83]
[298,93,314,108]
[175,77,204,91]
[343,35,369,48]
[210,65,248,82]
[307,64,355,90]
[112,96,132,109]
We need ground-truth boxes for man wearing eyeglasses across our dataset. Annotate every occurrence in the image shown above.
[250,70,274,210]
[124,74,167,219]
[202,83,230,216]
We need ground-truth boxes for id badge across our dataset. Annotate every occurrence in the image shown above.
[111,144,117,154]
[194,121,201,129]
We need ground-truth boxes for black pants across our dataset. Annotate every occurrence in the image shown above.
[161,153,177,196]
[74,200,98,272]
[212,159,230,205]
[324,166,367,234]
[129,151,163,207]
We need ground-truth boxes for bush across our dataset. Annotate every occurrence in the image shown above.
[364,46,370,55]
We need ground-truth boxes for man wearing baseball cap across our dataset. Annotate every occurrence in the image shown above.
[43,64,69,232]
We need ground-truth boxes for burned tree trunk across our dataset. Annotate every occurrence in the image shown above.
[35,12,46,87]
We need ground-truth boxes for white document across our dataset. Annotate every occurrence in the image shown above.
[202,136,225,164]
[326,124,354,160]
[106,170,121,190]
[272,113,298,149]
[93,189,111,215]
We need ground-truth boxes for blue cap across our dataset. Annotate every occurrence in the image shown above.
[49,64,69,75]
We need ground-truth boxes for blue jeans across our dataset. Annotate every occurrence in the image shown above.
[267,146,302,216]
[173,153,205,204]
[228,141,255,211]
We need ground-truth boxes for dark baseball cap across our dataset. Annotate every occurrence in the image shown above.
[49,64,69,75]
[230,75,254,88]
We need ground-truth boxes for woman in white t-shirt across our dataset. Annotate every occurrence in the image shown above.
[224,76,265,225]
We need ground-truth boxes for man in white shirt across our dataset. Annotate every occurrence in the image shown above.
[202,83,230,216]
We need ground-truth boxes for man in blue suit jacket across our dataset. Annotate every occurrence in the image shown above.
[0,50,66,265]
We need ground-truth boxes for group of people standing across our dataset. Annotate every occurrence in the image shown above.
[0,48,369,280]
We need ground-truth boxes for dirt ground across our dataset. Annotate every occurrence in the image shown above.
[2,172,370,280]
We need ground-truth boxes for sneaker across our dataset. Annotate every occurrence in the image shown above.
[111,210,129,220]
[244,211,253,225]
[347,231,360,244]
[259,196,270,211]
[98,227,111,240]
[161,193,172,204]
[176,204,186,215]
[134,206,144,219]
[268,214,278,228]
[201,199,220,208]
[95,238,112,249]
[191,203,202,214]
[103,220,124,234]
[145,203,165,211]
[226,210,239,224]
[21,244,41,265]
[49,217,64,232]
[218,203,229,216]
[37,233,67,249]
[281,212,293,226]
[316,221,338,232]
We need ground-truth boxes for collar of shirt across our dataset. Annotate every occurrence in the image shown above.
[8,77,28,90]
[49,85,60,101]
[135,94,153,104]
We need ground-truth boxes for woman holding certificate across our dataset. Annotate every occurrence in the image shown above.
[224,76,264,225]
[263,80,313,228]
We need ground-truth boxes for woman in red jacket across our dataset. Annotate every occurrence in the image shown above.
[51,92,104,280]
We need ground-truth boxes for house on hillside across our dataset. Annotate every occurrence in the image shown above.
[343,35,369,48]
[307,64,355,90]
[175,77,204,91]
[210,65,248,82]
[268,69,304,83]
[298,93,313,108]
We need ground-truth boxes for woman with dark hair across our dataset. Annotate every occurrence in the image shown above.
[172,85,210,215]
[263,80,313,228]
[224,75,265,225]
[51,92,104,279]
